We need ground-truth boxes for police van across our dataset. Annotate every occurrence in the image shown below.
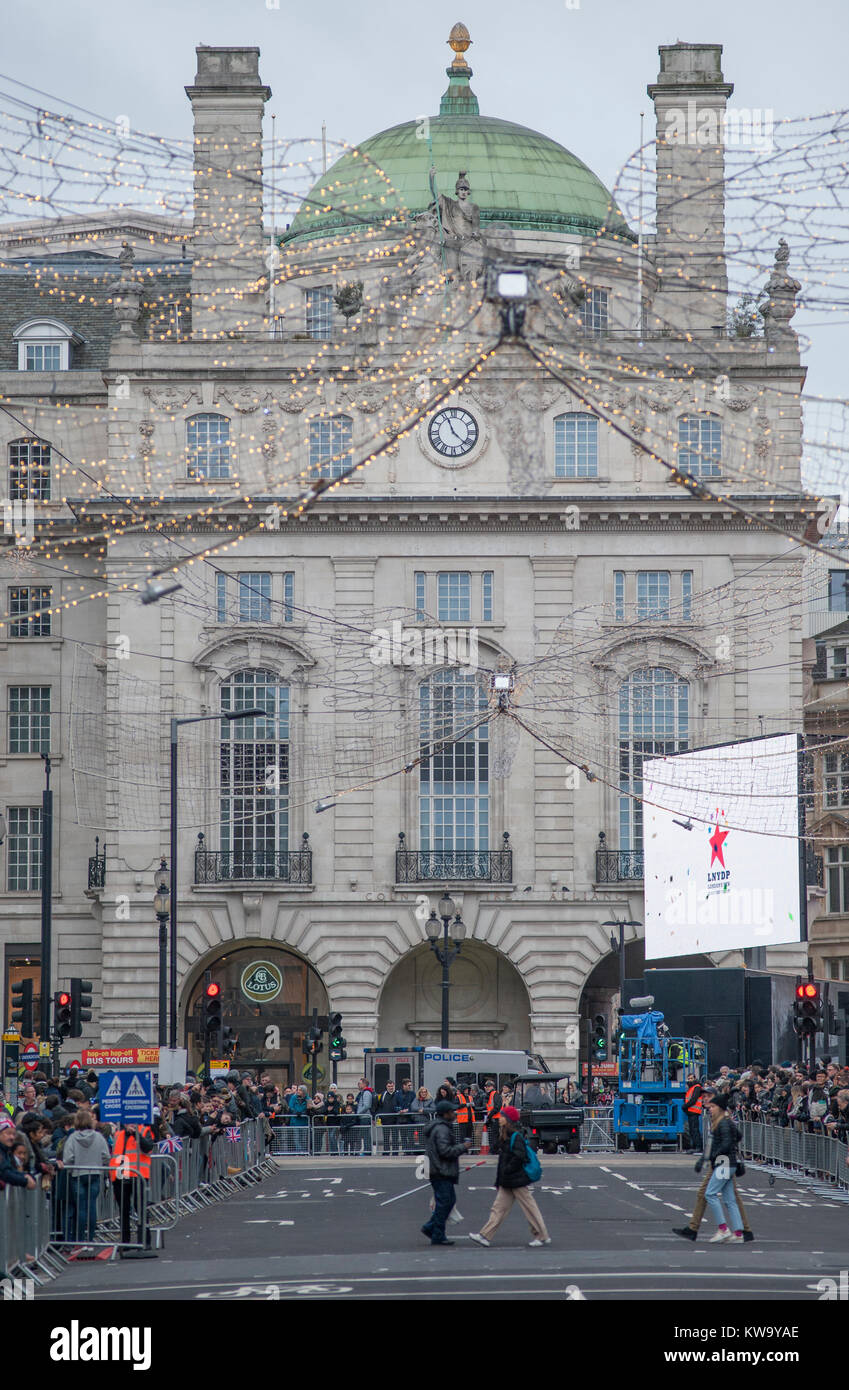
[363,1046,548,1098]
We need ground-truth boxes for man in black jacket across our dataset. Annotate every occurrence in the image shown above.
[421,1100,470,1246]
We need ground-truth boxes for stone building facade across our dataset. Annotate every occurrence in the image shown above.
[0,35,814,1087]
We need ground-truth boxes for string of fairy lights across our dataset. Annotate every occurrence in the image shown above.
[1,71,849,859]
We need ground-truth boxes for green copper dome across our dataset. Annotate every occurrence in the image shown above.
[284,44,634,246]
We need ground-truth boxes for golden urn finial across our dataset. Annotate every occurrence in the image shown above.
[447,21,472,71]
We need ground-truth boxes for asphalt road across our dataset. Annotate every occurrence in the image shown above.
[35,1154,849,1302]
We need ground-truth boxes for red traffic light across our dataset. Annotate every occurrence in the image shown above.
[804,983,818,999]
[57,991,71,1006]
[205,982,221,998]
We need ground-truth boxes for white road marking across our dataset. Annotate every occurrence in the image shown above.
[246,1220,295,1226]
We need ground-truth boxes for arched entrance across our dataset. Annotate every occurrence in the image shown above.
[377,939,531,1050]
[183,943,328,1087]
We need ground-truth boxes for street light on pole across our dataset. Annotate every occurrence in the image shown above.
[425,889,466,1048]
[169,707,266,1049]
[153,860,170,1048]
[602,916,641,1036]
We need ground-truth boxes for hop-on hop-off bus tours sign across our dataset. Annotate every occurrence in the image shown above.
[643,733,805,960]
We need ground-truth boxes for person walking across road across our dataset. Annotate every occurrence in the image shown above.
[690,1092,747,1245]
[420,1100,470,1247]
[469,1106,551,1248]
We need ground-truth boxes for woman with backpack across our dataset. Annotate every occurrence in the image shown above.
[469,1105,551,1248]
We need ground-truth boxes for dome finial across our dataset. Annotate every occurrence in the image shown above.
[447,22,472,72]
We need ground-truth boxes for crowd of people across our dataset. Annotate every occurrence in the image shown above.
[683,1058,849,1145]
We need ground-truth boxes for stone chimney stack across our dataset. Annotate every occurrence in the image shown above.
[186,47,271,339]
[647,43,733,333]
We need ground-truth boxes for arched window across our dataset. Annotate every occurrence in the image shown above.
[220,669,289,878]
[619,667,689,853]
[9,438,51,501]
[187,414,231,480]
[13,317,81,371]
[419,669,489,870]
[678,413,722,478]
[309,414,352,479]
[554,413,598,478]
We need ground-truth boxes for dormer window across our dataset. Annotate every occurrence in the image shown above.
[13,318,83,372]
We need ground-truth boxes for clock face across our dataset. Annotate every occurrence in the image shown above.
[427,407,480,459]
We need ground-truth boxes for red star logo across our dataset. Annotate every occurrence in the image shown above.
[709,821,729,868]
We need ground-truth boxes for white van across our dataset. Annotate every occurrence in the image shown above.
[363,1046,547,1098]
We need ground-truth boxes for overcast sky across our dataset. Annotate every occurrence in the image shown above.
[3,0,847,427]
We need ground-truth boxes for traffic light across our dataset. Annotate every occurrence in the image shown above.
[54,990,72,1039]
[329,1011,347,1062]
[204,982,222,1036]
[69,978,93,1038]
[592,1014,608,1062]
[11,979,34,1037]
[795,981,821,1037]
[222,1025,237,1057]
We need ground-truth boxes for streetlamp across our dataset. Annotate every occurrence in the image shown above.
[169,707,266,1048]
[425,889,466,1048]
[602,916,642,1021]
[153,860,170,1047]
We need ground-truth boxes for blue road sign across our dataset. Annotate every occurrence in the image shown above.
[98,1069,155,1126]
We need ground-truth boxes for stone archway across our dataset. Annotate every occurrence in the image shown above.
[377,939,532,1050]
[181,940,329,1086]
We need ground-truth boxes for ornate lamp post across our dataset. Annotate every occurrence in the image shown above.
[153,860,170,1048]
[425,889,466,1048]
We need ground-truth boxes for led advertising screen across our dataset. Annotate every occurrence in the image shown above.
[643,733,805,960]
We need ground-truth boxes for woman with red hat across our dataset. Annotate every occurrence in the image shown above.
[469,1106,551,1248]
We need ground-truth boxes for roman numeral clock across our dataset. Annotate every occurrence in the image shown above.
[421,404,487,468]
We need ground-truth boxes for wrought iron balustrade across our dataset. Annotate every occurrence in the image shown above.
[396,831,512,884]
[595,848,644,883]
[87,837,106,890]
[195,833,312,885]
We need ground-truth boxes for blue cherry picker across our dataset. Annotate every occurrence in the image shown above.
[613,995,708,1151]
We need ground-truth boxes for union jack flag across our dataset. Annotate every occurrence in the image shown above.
[226,1126,242,1143]
[158,1136,183,1154]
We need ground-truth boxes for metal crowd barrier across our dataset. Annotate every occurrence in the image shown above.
[740,1119,849,1194]
[0,1119,275,1288]
[580,1107,616,1152]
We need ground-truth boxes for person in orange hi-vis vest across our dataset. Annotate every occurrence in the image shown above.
[109,1123,155,1249]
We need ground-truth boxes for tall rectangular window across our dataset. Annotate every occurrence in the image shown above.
[678,415,722,478]
[580,288,609,332]
[238,573,271,623]
[414,572,426,621]
[637,571,671,621]
[482,572,493,623]
[614,571,625,621]
[419,670,489,858]
[829,646,849,680]
[187,415,230,480]
[682,570,693,621]
[306,285,334,339]
[7,807,42,890]
[827,845,849,914]
[9,587,52,638]
[554,414,598,478]
[824,751,849,808]
[8,687,51,754]
[283,572,294,624]
[437,572,471,622]
[9,440,51,501]
[829,570,849,611]
[309,415,353,479]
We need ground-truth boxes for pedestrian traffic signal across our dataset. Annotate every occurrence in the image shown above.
[329,1011,347,1061]
[54,990,72,1039]
[795,981,821,1037]
[11,979,34,1037]
[222,1025,237,1057]
[204,981,222,1035]
[69,978,93,1037]
[592,1014,608,1061]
